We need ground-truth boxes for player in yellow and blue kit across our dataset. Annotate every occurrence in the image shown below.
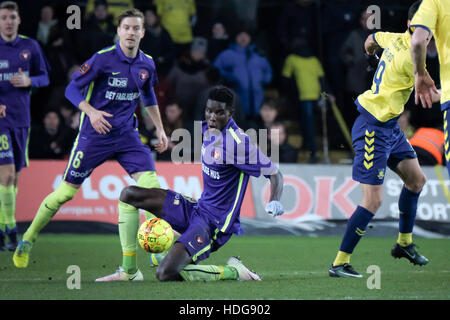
[329,1,438,278]
[409,0,450,177]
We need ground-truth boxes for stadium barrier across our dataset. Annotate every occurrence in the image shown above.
[16,161,450,237]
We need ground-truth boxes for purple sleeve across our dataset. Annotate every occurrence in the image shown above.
[71,54,100,88]
[29,40,50,87]
[65,81,85,108]
[141,86,158,106]
[139,60,159,106]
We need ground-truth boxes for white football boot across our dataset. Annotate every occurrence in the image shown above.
[226,256,261,281]
[95,266,143,282]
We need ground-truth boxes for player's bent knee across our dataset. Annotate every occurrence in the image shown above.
[409,174,426,193]
[119,186,136,204]
[155,264,179,282]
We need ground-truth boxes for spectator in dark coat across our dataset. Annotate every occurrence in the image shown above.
[140,6,176,77]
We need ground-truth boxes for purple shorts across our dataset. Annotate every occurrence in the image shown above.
[0,127,29,172]
[161,190,233,264]
[63,128,155,184]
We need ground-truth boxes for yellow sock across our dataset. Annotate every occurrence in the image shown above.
[333,251,351,267]
[397,232,413,247]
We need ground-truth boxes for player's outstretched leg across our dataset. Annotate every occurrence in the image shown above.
[329,184,379,278]
[13,182,78,268]
[391,159,428,265]
[156,243,255,282]
[96,186,166,281]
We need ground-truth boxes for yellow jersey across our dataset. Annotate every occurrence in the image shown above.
[282,54,324,101]
[155,0,196,44]
[410,0,450,110]
[357,31,414,122]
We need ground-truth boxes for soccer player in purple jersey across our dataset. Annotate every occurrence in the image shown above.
[0,1,49,251]
[96,86,285,282]
[13,8,168,268]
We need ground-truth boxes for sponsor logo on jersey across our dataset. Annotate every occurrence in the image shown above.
[78,62,90,74]
[108,77,128,88]
[139,70,148,80]
[0,60,8,69]
[214,149,220,160]
[20,50,31,60]
[195,235,203,245]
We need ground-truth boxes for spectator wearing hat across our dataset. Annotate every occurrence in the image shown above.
[213,26,272,121]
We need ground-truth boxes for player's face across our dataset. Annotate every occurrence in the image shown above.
[205,99,232,131]
[117,17,145,50]
[0,9,20,39]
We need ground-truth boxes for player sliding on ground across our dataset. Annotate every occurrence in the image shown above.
[329,1,438,278]
[13,8,168,268]
[96,86,285,282]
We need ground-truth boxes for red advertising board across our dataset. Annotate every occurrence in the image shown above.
[16,161,256,224]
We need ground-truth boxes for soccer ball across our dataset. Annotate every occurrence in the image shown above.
[138,218,174,253]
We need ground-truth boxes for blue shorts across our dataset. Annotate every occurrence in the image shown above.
[0,127,29,172]
[161,190,233,264]
[352,114,416,185]
[63,128,155,184]
[444,108,450,177]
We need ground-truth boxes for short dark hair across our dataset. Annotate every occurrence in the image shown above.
[0,1,19,13]
[208,86,234,109]
[408,0,421,21]
[117,8,144,27]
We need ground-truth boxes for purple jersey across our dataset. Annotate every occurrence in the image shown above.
[67,43,158,137]
[0,35,50,129]
[198,118,278,235]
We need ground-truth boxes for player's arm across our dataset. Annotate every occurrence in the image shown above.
[364,33,380,55]
[0,105,6,118]
[409,0,440,108]
[411,27,438,109]
[144,104,168,153]
[140,75,168,153]
[265,170,284,217]
[65,81,112,135]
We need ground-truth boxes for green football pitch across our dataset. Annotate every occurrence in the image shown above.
[0,235,449,300]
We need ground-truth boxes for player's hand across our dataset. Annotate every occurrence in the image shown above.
[414,71,439,109]
[88,108,113,135]
[10,68,31,88]
[265,200,284,217]
[0,105,6,118]
[154,128,168,153]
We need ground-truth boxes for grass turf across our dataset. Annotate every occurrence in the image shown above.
[0,235,449,300]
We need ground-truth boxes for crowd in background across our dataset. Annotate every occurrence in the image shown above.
[13,0,444,164]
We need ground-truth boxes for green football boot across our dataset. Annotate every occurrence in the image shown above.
[13,240,33,268]
[391,243,429,266]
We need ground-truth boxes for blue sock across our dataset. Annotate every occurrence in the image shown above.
[339,206,374,253]
[398,186,421,233]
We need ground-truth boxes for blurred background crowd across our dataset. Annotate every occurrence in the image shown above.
[13,0,444,165]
